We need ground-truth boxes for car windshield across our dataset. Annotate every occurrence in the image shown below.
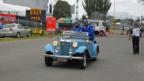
[4,24,15,28]
[62,31,89,40]
[91,21,105,27]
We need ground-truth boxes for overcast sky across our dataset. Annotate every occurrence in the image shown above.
[1,0,144,18]
[67,0,144,18]
[109,0,144,17]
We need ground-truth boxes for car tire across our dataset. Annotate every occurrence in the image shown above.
[45,57,53,66]
[97,46,100,54]
[27,32,32,37]
[92,58,97,61]
[16,32,20,38]
[80,53,87,69]
[100,31,104,36]
[95,31,99,36]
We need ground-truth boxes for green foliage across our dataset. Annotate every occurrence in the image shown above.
[83,0,111,18]
[53,0,71,19]
[82,15,87,20]
[139,0,144,2]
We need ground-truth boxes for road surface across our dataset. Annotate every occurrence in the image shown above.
[0,36,144,81]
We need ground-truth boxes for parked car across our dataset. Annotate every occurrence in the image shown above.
[0,24,32,38]
[89,20,106,36]
[44,31,99,69]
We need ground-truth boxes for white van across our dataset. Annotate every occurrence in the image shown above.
[89,20,106,36]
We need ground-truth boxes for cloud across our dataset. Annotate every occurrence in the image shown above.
[66,0,144,18]
[109,0,144,17]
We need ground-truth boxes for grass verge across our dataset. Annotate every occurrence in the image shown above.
[0,33,61,42]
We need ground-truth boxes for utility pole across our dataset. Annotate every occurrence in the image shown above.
[112,0,116,33]
[113,0,116,18]
[76,0,79,20]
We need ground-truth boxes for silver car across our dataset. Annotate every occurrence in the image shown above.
[0,24,32,38]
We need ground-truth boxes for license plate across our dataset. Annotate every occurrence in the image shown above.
[57,58,67,62]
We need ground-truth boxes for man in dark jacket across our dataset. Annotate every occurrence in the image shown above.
[82,21,95,41]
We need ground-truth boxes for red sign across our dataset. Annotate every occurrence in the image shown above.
[0,13,16,24]
[46,17,56,32]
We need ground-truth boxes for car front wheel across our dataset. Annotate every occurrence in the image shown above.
[79,53,87,69]
[16,32,20,38]
[27,32,32,37]
[97,46,100,54]
[45,57,53,66]
[100,31,105,36]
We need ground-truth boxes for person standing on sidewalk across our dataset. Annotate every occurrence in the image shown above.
[129,23,141,54]
[105,23,110,37]
[121,25,125,35]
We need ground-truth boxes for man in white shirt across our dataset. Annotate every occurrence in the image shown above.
[129,23,141,54]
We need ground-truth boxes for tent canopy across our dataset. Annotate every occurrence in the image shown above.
[0,2,30,16]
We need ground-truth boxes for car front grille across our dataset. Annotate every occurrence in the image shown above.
[60,42,71,56]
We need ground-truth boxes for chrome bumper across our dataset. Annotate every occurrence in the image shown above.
[44,54,83,60]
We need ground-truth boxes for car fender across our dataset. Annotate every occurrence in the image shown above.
[92,43,98,56]
[44,44,54,53]
[74,46,87,54]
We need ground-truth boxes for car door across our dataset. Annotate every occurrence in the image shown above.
[17,24,26,36]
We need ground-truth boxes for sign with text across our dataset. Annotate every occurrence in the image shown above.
[26,8,46,22]
[46,17,56,32]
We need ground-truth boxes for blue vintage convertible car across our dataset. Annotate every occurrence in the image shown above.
[44,31,99,69]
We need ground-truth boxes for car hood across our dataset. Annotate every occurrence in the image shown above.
[59,38,89,43]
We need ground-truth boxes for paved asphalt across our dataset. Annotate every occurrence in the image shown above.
[0,36,144,81]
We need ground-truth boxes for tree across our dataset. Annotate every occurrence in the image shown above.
[53,0,71,19]
[83,0,111,18]
[82,15,87,20]
[138,0,144,4]
[139,0,144,2]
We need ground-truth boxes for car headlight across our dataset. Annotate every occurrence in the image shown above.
[72,42,78,48]
[53,41,59,46]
